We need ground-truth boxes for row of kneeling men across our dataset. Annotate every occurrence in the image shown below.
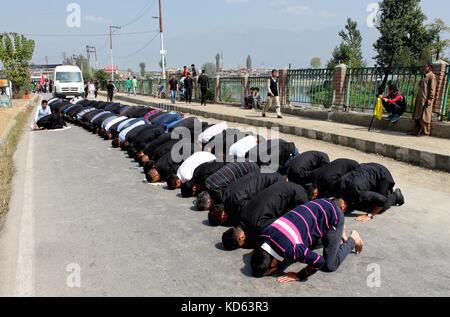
[48,97,405,284]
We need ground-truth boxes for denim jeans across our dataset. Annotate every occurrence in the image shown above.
[170,90,177,103]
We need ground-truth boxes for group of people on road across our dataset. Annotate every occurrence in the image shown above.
[168,64,211,106]
[31,80,53,94]
[84,80,98,100]
[40,96,406,284]
[125,76,139,97]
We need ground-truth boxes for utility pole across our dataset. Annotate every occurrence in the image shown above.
[86,45,97,79]
[158,0,167,80]
[109,25,121,81]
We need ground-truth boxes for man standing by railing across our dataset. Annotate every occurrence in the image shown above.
[198,70,210,106]
[263,70,283,119]
[411,63,437,137]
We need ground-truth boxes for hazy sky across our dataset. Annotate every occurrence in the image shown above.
[1,0,449,71]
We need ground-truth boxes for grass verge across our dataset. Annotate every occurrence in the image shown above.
[0,106,33,224]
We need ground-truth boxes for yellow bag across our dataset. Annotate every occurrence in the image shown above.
[373,97,383,121]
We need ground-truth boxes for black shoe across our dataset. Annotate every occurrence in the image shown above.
[262,113,266,118]
[395,189,405,206]
[277,115,283,119]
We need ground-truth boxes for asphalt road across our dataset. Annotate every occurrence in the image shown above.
[0,96,449,296]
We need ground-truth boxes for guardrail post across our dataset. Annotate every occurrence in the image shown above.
[243,75,249,102]
[279,69,288,106]
[214,75,220,104]
[332,64,348,111]
[432,60,449,120]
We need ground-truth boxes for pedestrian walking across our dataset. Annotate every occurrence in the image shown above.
[88,81,96,99]
[132,76,139,96]
[125,77,132,96]
[184,73,194,104]
[106,81,116,102]
[169,75,179,104]
[197,70,210,106]
[262,70,283,119]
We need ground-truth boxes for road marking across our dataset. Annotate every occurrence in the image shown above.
[14,130,35,296]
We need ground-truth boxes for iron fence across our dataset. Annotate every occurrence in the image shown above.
[218,77,244,104]
[288,69,334,107]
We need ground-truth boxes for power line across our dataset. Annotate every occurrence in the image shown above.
[22,30,159,38]
[115,33,159,60]
[119,0,157,29]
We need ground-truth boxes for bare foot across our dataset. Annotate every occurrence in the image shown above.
[351,230,364,254]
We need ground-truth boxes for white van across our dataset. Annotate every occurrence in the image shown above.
[53,65,85,99]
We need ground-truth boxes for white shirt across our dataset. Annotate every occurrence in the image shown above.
[35,105,52,122]
[198,122,228,145]
[177,152,217,183]
[119,120,145,143]
[105,116,128,132]
[229,135,257,158]
[88,83,96,93]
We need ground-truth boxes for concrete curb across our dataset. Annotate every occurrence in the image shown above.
[107,94,450,173]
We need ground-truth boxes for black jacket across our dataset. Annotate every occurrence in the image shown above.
[143,134,173,157]
[184,77,194,90]
[248,139,297,169]
[125,124,149,143]
[338,163,395,211]
[133,126,166,152]
[310,159,359,198]
[222,173,286,223]
[197,74,210,90]
[240,182,309,235]
[286,151,330,186]
[190,162,228,193]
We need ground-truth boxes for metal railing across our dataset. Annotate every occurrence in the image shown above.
[108,67,449,121]
[288,69,334,108]
[218,77,244,104]
[344,67,423,113]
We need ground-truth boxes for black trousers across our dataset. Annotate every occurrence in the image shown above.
[108,92,114,102]
[200,88,208,105]
[382,101,406,116]
[185,89,193,104]
[321,212,355,273]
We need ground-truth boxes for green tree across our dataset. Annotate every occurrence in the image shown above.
[428,18,450,61]
[139,62,146,77]
[0,32,35,97]
[310,57,322,69]
[202,62,216,77]
[374,0,433,67]
[327,18,365,68]
[246,55,252,70]
[94,69,108,90]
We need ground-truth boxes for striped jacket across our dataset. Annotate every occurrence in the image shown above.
[205,162,260,200]
[260,199,342,277]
